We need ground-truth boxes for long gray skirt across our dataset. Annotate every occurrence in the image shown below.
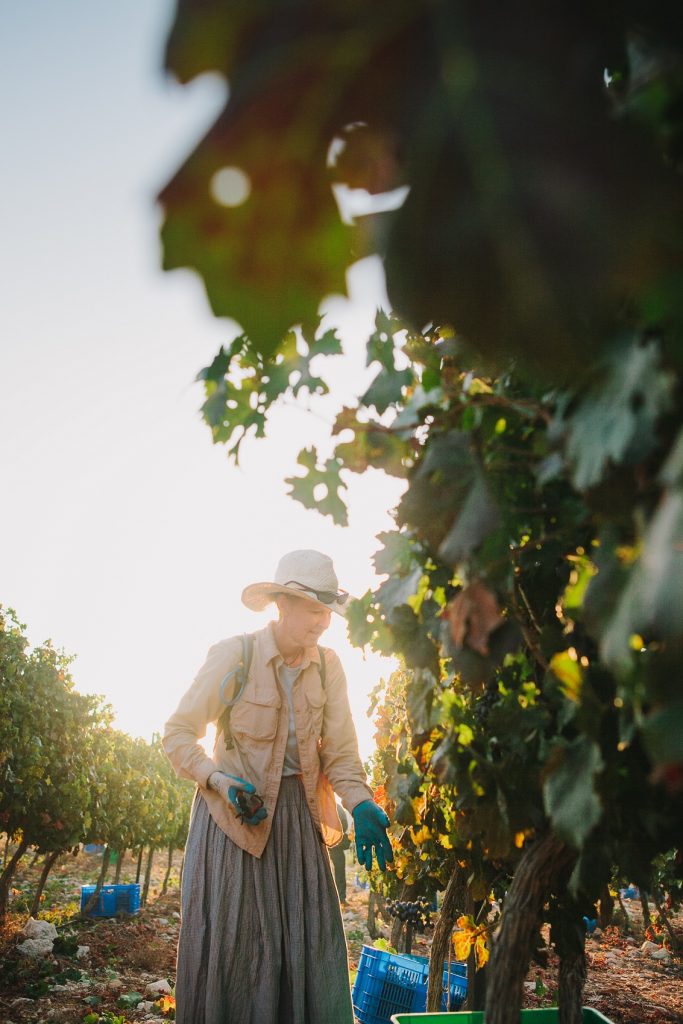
[176,776,355,1024]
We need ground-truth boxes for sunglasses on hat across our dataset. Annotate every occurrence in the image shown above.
[283,580,349,606]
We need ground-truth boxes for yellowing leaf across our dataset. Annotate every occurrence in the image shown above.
[453,930,473,961]
[616,544,640,566]
[550,650,584,702]
[411,824,431,845]
[474,933,490,969]
[453,914,489,969]
[514,831,526,848]
[468,377,493,396]
[456,723,475,746]
[410,796,424,818]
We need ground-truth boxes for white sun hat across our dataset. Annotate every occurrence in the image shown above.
[241,549,350,617]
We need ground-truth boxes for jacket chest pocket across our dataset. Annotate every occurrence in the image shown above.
[231,697,281,742]
[305,683,327,739]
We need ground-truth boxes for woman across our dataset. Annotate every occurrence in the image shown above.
[163,549,393,1024]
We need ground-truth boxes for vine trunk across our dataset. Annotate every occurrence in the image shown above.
[485,834,575,1024]
[427,863,465,1011]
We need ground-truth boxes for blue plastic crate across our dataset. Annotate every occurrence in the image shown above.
[352,945,467,1024]
[80,883,140,917]
[620,885,639,900]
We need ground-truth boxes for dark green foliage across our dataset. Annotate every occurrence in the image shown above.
[158,2,683,1016]
[0,609,195,918]
[160,2,683,372]
[542,737,604,849]
[198,329,343,460]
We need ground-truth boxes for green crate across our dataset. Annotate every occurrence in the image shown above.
[391,1008,613,1024]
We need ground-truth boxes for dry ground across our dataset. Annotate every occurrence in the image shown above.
[0,850,680,1023]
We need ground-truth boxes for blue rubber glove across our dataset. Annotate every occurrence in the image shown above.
[208,771,268,825]
[352,800,393,872]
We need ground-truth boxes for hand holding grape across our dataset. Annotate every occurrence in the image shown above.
[207,770,267,825]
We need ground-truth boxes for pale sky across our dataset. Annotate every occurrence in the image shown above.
[0,0,404,762]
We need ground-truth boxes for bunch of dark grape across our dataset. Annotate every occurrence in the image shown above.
[473,684,499,725]
[385,897,432,933]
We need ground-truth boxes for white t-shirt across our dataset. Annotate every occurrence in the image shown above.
[279,663,303,776]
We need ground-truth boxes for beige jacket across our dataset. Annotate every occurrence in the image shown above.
[162,623,373,857]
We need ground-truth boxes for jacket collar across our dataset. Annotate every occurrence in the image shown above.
[262,621,321,669]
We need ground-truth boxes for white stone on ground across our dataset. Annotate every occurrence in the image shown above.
[145,978,173,996]
[17,937,55,957]
[16,918,57,957]
[20,917,57,940]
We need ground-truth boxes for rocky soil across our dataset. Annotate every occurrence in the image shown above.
[0,851,680,1023]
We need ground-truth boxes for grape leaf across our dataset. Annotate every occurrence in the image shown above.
[285,447,348,525]
[373,530,417,577]
[397,431,476,550]
[640,700,683,769]
[543,736,604,848]
[198,329,341,460]
[361,366,415,415]
[375,568,423,619]
[562,337,674,491]
[601,486,683,669]
[333,425,408,477]
[438,471,501,564]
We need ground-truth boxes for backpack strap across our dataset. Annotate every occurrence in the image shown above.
[317,645,326,690]
[217,634,253,751]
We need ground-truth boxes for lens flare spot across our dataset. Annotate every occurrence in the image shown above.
[210,166,251,207]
